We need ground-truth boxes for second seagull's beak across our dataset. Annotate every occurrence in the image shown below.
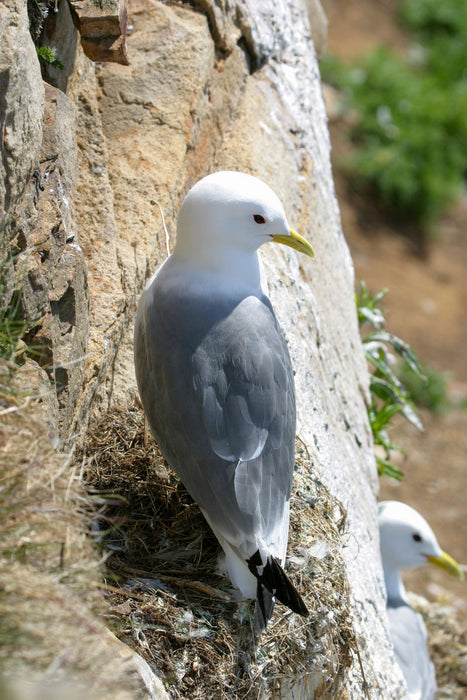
[427,551,464,580]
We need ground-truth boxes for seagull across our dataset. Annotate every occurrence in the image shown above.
[378,500,464,700]
[134,171,314,631]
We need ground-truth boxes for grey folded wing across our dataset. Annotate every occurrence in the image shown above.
[134,288,296,551]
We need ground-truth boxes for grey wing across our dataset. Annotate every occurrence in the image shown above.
[387,603,436,700]
[194,296,296,540]
[135,288,295,552]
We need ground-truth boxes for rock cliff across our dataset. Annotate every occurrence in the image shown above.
[1,0,406,697]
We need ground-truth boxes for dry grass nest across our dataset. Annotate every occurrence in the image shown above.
[83,404,360,699]
[0,363,161,699]
[408,594,467,699]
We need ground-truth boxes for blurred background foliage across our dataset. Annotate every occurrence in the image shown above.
[321,0,467,234]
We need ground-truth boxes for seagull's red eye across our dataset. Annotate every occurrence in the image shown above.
[412,533,422,542]
[253,214,266,224]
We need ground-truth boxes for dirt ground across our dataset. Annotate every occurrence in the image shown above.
[321,0,466,619]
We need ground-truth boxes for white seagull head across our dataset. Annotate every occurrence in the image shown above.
[378,500,463,578]
[175,171,314,265]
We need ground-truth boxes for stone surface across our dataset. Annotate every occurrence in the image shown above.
[1,0,409,696]
[1,2,91,441]
[68,0,129,65]
[0,0,43,238]
[13,82,90,439]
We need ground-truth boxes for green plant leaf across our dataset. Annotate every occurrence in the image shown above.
[376,457,404,481]
[366,351,406,394]
[356,281,388,330]
[365,331,425,376]
[358,306,386,330]
[369,400,404,432]
[369,374,423,431]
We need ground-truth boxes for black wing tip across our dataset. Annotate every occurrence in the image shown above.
[254,583,275,634]
[248,550,309,620]
[291,592,309,617]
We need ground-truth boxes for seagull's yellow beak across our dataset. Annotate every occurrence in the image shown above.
[271,229,315,258]
[427,551,464,580]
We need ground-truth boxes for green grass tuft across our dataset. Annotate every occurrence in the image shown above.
[357,281,425,480]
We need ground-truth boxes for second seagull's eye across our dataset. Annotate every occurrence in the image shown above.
[253,214,266,224]
[412,533,422,542]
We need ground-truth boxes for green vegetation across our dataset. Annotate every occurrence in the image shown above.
[399,0,467,39]
[36,45,64,70]
[399,0,467,85]
[321,0,467,233]
[357,281,424,480]
[398,360,449,414]
[0,291,25,364]
[0,255,25,365]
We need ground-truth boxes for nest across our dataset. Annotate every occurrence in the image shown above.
[408,594,467,699]
[0,367,154,699]
[83,405,359,698]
